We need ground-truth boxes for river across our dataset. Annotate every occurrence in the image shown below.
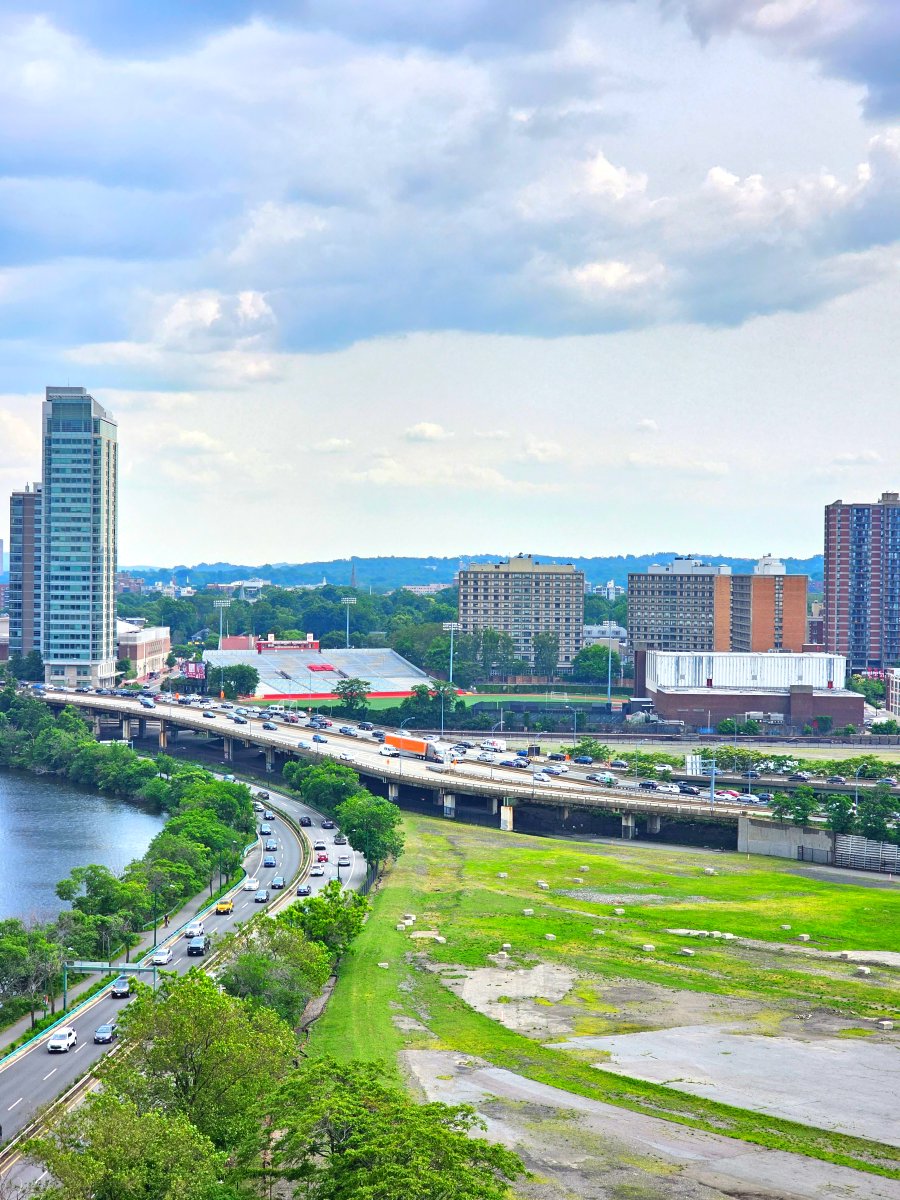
[0,770,167,921]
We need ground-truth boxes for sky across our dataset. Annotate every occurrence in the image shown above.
[1,0,899,566]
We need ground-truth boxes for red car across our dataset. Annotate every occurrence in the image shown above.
[317,852,329,863]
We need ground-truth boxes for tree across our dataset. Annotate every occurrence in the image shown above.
[787,785,820,827]
[100,971,296,1150]
[218,919,331,1025]
[769,791,793,821]
[263,1057,526,1200]
[283,761,362,813]
[530,631,560,678]
[25,1092,238,1200]
[333,677,371,715]
[571,643,620,685]
[335,790,405,867]
[855,786,900,843]
[571,738,612,762]
[821,792,857,835]
[281,879,368,956]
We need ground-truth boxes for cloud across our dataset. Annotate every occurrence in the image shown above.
[636,417,659,434]
[354,455,558,493]
[0,409,39,467]
[517,438,566,463]
[403,422,454,442]
[830,449,882,467]
[626,450,728,478]
[313,437,352,453]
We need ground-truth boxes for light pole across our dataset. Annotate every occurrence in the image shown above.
[213,598,231,658]
[342,596,357,649]
[442,621,460,685]
[606,628,614,712]
[854,764,866,810]
[564,705,578,747]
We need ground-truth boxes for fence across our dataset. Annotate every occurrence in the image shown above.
[834,833,900,874]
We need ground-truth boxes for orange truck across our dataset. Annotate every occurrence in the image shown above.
[384,734,455,763]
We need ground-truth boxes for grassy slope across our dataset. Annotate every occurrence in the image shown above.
[311,815,900,1178]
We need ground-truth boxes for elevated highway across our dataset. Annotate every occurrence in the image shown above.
[39,692,765,839]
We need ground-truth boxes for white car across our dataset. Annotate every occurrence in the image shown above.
[149,946,173,965]
[655,783,680,796]
[243,876,260,891]
[379,746,400,757]
[532,771,550,783]
[47,1026,77,1053]
[310,864,326,876]
[339,753,353,761]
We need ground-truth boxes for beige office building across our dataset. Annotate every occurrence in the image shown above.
[457,555,585,670]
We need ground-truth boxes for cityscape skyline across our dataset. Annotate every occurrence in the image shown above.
[1,3,899,562]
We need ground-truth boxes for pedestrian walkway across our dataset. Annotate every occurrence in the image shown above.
[0,868,244,1056]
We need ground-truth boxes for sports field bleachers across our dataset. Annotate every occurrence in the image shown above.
[203,647,431,698]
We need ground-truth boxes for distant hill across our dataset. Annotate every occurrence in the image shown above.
[121,552,824,592]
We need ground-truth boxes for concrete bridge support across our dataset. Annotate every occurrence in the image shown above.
[487,796,498,816]
[223,737,234,762]
[158,721,167,750]
[647,815,661,834]
[121,717,133,741]
[93,716,103,738]
[264,746,275,773]
[500,804,515,832]
[441,792,456,819]
[621,812,636,840]
[388,783,400,803]
[137,718,147,739]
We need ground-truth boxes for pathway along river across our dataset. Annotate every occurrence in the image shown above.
[0,770,166,920]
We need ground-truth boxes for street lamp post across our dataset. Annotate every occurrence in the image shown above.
[442,621,460,685]
[854,764,866,809]
[607,629,614,712]
[342,596,357,649]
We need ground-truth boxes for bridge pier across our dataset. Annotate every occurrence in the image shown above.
[500,803,515,832]
[121,717,133,741]
[388,783,399,803]
[137,718,147,738]
[223,737,234,762]
[647,814,661,834]
[264,746,274,773]
[621,812,636,840]
[487,796,498,816]
[561,806,570,820]
[93,716,102,738]
[441,792,456,819]
[158,720,167,750]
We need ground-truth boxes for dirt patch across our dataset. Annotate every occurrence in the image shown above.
[431,961,577,1037]
[402,1048,900,1200]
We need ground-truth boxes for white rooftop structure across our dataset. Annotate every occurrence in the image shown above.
[204,646,431,698]
[646,650,846,692]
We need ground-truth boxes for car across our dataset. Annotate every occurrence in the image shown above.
[638,780,658,790]
[499,759,519,769]
[283,714,300,723]
[184,920,205,939]
[322,819,336,829]
[757,793,775,803]
[262,721,278,731]
[47,1026,78,1053]
[587,772,615,785]
[610,760,628,769]
[358,721,374,731]
[313,840,327,850]
[296,883,312,896]
[742,769,761,778]
[573,755,593,765]
[299,815,312,827]
[253,801,264,812]
[257,791,270,800]
[476,752,495,763]
[150,945,174,964]
[337,855,352,867]
[254,889,270,903]
[339,726,354,734]
[243,876,260,891]
[877,777,898,787]
[788,772,811,782]
[532,771,550,782]
[333,834,348,845]
[544,766,561,776]
[187,935,211,955]
[317,852,329,862]
[299,740,312,749]
[547,753,566,762]
[110,973,131,998]
[339,752,353,761]
[215,898,234,915]
[312,734,328,743]
[271,875,285,889]
[656,783,680,795]
[826,775,847,784]
[262,809,274,820]
[202,711,216,719]
[263,854,277,868]
[93,1022,117,1044]
[265,839,278,851]
[556,764,570,774]
[310,864,325,876]
[260,824,272,835]
[678,783,701,796]
[372,731,386,742]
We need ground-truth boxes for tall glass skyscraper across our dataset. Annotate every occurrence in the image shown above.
[8,482,42,657]
[41,387,118,686]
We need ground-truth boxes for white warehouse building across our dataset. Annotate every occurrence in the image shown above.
[645,651,846,692]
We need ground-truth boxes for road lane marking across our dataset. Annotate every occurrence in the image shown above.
[42,1068,57,1080]
[8,1097,22,1110]
[74,1044,85,1052]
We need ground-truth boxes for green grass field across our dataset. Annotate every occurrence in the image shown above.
[310,815,900,1178]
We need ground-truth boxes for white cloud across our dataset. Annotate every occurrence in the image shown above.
[830,449,882,467]
[517,439,566,463]
[0,410,39,467]
[313,437,352,453]
[403,422,454,442]
[626,451,728,478]
[637,418,659,434]
[354,454,557,493]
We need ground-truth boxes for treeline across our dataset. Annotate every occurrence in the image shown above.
[0,687,255,1026]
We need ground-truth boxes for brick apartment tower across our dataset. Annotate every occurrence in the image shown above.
[824,492,900,669]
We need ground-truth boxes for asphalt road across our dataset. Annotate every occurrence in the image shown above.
[0,779,364,1174]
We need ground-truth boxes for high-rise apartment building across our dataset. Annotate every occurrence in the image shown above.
[628,556,807,653]
[8,483,43,657]
[41,387,118,687]
[824,492,900,669]
[457,555,585,670]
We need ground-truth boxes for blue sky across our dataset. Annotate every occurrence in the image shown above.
[1,1,898,564]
